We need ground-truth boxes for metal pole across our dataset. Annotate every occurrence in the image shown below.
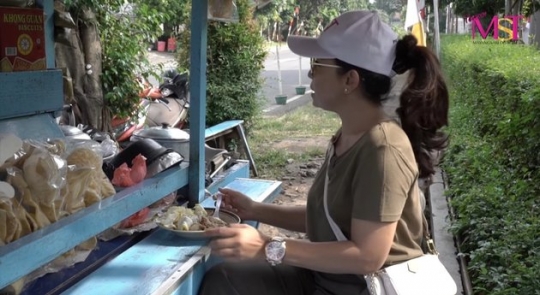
[276,43,283,94]
[298,56,302,86]
[433,0,441,58]
[188,0,208,207]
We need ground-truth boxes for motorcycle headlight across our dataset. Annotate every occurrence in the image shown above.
[161,88,173,97]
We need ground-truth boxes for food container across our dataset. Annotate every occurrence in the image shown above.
[130,123,191,160]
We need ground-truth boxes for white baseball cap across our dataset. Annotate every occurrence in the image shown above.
[288,10,398,77]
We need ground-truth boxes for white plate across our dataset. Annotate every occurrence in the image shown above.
[158,208,241,239]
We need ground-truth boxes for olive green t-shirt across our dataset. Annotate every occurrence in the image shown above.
[305,121,424,294]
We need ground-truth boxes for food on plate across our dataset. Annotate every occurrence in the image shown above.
[156,204,228,231]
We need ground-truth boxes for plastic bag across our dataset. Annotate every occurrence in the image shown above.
[99,152,179,240]
[21,143,68,223]
[111,154,147,187]
[64,144,116,207]
[100,135,119,159]
[6,167,51,233]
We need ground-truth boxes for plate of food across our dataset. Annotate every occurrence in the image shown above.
[155,204,241,239]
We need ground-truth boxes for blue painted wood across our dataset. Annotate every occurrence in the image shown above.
[0,163,189,289]
[205,160,250,196]
[60,175,281,295]
[200,178,282,207]
[170,262,206,295]
[0,71,63,120]
[35,0,55,69]
[188,0,209,207]
[204,120,244,139]
[62,229,208,295]
[0,113,64,140]
[21,234,149,295]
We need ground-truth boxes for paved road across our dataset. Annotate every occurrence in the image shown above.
[146,48,409,116]
[261,44,311,106]
[147,45,311,109]
[146,51,178,87]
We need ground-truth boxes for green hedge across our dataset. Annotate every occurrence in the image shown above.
[441,35,540,294]
[177,0,267,130]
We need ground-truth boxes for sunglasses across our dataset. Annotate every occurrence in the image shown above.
[310,59,342,73]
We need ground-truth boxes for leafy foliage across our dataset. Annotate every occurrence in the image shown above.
[177,0,267,129]
[255,0,373,38]
[66,0,168,117]
[144,0,190,33]
[441,35,540,294]
[522,0,540,17]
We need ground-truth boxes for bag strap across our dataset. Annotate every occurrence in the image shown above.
[322,141,438,254]
[323,142,347,242]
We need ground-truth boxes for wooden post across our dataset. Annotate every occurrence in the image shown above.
[188,0,208,207]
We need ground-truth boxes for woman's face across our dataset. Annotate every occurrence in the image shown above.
[308,58,346,111]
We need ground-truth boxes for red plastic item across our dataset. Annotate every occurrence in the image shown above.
[111,154,147,187]
[167,37,176,52]
[157,41,166,52]
[119,207,150,228]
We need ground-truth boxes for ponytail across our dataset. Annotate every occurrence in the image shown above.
[392,34,449,178]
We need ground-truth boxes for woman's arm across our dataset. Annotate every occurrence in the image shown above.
[205,218,397,275]
[252,203,306,233]
[283,218,397,275]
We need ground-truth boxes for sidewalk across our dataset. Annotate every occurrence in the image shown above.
[262,91,313,116]
[429,168,466,295]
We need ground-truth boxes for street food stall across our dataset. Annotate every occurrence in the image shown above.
[0,0,281,294]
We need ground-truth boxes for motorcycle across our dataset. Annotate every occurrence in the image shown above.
[112,70,190,145]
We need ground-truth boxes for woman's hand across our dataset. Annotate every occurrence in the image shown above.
[217,188,258,221]
[205,224,270,261]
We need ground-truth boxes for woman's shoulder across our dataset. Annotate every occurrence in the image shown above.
[365,120,411,149]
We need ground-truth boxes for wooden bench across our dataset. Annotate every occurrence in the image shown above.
[204,120,258,177]
[62,178,282,295]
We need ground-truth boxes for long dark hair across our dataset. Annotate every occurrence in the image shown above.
[335,34,449,178]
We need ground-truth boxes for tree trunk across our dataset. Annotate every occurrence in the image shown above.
[54,2,108,132]
[79,8,108,131]
[54,6,88,125]
[506,0,512,15]
[513,0,523,15]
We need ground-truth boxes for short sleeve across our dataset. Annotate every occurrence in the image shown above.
[351,143,416,223]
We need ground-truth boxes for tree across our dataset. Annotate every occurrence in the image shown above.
[439,0,505,17]
[342,0,371,10]
[58,0,185,131]
[374,0,403,15]
[177,0,267,129]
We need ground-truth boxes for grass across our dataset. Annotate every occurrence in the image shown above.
[247,104,341,178]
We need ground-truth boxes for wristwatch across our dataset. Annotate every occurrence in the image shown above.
[265,237,286,266]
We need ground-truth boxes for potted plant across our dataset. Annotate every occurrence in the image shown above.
[295,86,306,95]
[275,94,287,105]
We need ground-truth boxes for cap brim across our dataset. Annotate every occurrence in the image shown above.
[287,36,334,59]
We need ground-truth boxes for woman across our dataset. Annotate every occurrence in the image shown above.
[199,10,448,295]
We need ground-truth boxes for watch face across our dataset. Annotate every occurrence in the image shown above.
[266,240,286,261]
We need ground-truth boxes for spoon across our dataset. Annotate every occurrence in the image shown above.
[213,193,222,218]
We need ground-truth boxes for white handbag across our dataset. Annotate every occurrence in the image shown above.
[322,143,458,295]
